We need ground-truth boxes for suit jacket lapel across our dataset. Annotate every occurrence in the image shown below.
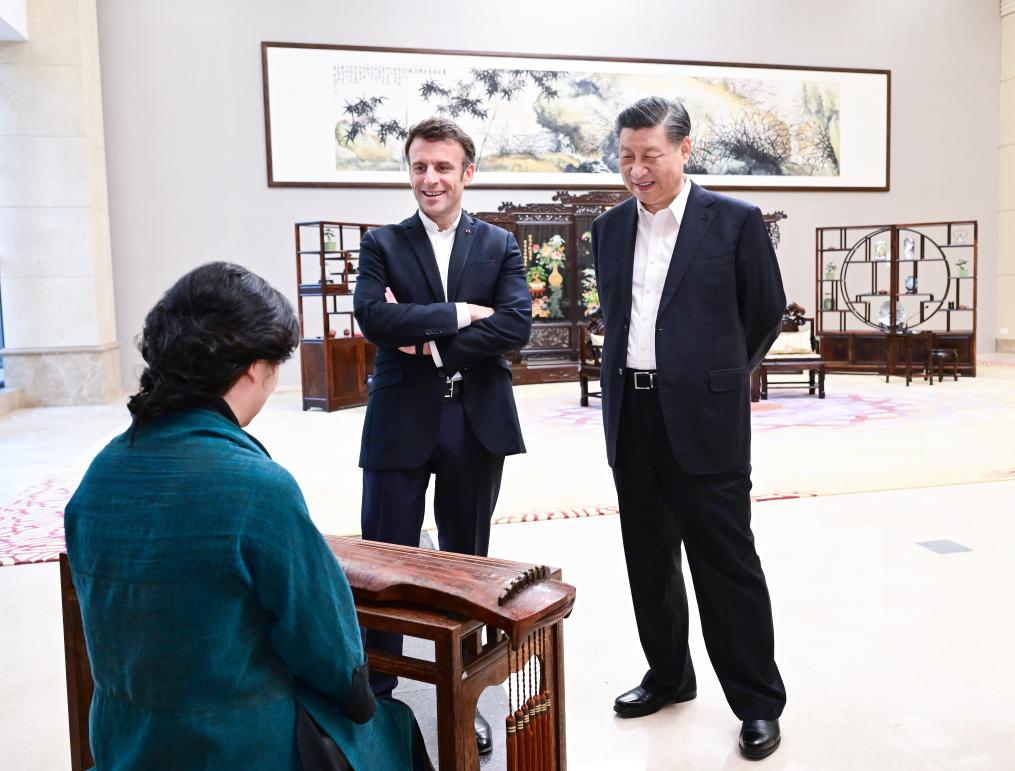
[401,213,445,301]
[617,199,638,325]
[656,182,716,318]
[446,212,477,301]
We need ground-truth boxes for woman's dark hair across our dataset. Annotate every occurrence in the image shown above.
[127,261,300,426]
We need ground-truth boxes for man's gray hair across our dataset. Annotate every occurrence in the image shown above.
[614,96,691,146]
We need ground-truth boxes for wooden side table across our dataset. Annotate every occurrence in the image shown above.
[888,331,933,386]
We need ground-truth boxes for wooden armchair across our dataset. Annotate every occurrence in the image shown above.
[578,319,604,407]
[751,304,825,401]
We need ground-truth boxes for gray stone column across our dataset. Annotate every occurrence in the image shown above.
[0,0,120,404]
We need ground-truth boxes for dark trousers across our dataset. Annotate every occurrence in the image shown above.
[614,379,786,720]
[361,397,505,696]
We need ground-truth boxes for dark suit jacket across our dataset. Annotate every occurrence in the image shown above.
[592,183,786,475]
[353,212,532,470]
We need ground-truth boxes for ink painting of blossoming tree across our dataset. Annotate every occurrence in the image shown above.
[262,44,889,190]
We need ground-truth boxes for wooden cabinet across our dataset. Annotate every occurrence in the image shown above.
[815,221,977,376]
[295,221,378,411]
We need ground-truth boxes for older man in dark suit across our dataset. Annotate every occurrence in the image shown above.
[353,117,531,756]
[591,97,787,760]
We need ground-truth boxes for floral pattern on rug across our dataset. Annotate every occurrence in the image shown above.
[535,392,915,432]
[0,478,70,566]
[751,393,912,432]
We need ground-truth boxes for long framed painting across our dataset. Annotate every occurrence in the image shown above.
[261,43,890,191]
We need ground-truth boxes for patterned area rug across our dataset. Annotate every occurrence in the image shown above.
[3,358,1014,566]
[0,479,73,566]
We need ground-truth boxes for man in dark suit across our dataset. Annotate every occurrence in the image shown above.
[592,97,787,760]
[353,117,532,756]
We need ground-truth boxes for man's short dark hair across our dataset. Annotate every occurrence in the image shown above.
[403,117,477,167]
[614,97,691,147]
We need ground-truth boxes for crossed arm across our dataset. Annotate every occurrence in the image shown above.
[383,287,491,356]
[353,230,532,371]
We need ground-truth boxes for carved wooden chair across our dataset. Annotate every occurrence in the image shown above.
[751,305,825,401]
[578,319,604,407]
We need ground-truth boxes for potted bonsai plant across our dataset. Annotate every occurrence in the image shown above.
[526,264,547,297]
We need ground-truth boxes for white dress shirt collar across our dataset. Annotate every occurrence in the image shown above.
[636,177,692,226]
[418,208,462,236]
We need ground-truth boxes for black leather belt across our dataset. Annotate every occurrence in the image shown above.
[626,369,658,390]
[444,379,463,399]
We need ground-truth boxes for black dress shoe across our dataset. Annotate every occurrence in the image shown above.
[613,684,697,718]
[739,719,781,760]
[475,709,493,756]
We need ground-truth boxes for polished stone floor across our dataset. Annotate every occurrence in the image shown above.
[1,373,1014,769]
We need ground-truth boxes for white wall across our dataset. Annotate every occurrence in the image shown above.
[95,0,1001,388]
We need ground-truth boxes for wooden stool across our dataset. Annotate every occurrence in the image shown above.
[926,348,959,384]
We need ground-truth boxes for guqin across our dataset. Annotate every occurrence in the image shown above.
[326,537,577,770]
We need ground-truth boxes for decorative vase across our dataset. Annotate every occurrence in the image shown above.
[959,266,969,278]
[528,279,546,297]
[324,241,336,252]
[548,263,563,289]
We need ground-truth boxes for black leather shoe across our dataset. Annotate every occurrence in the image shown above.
[475,709,493,756]
[613,684,697,718]
[739,719,781,760]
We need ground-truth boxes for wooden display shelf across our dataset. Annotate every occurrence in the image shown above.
[297,282,352,296]
[295,221,378,411]
[815,220,978,378]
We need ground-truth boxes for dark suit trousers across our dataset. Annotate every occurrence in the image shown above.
[614,379,786,720]
[360,397,504,696]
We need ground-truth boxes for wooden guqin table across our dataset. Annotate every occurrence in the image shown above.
[325,537,576,771]
[60,542,576,771]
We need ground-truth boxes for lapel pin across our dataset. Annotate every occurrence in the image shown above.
[465,228,472,235]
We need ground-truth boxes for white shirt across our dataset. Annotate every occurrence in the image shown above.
[627,178,692,370]
[417,209,472,376]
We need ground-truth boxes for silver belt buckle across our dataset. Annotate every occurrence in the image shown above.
[633,371,655,390]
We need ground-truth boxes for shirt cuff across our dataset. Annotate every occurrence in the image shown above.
[455,302,471,330]
[430,340,444,369]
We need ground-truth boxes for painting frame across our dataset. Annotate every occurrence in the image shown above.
[261,42,891,192]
